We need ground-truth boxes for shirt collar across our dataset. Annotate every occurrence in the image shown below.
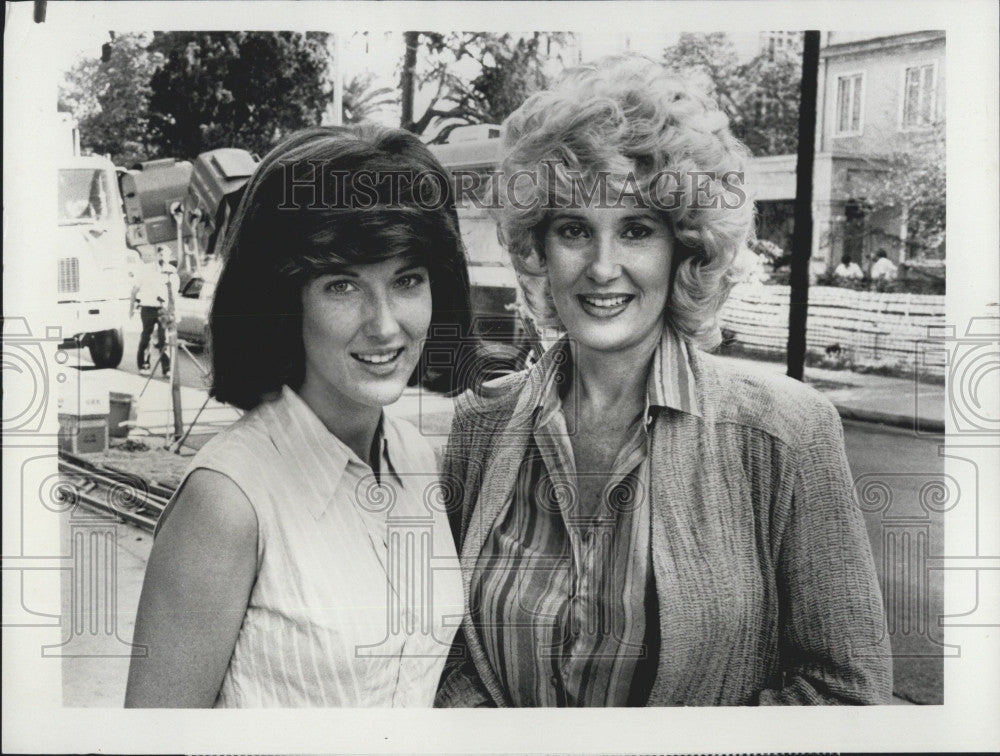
[644,325,702,420]
[531,326,702,430]
[262,385,395,520]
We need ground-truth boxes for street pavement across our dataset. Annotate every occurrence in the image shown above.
[59,332,947,706]
[839,419,944,705]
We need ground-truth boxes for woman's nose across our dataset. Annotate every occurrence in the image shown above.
[363,293,402,340]
[585,236,622,283]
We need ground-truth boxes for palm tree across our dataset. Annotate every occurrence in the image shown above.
[342,72,397,124]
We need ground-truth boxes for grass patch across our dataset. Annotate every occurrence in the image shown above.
[89,438,193,492]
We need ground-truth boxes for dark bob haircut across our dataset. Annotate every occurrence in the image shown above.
[209,124,476,411]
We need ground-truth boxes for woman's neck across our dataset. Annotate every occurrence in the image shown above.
[565,329,661,424]
[296,380,382,465]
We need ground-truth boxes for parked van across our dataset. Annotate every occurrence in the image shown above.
[56,155,139,368]
[429,138,523,342]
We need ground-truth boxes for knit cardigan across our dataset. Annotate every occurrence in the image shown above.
[435,344,893,706]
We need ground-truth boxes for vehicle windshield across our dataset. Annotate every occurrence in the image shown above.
[58,168,112,225]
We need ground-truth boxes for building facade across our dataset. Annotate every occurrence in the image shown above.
[818,31,945,269]
[433,31,946,282]
[753,31,945,274]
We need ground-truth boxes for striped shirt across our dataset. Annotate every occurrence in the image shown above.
[439,327,892,707]
[470,327,699,706]
[166,385,463,707]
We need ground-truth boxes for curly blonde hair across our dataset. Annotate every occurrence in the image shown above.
[497,54,755,349]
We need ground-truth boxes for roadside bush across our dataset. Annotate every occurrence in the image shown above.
[813,270,944,295]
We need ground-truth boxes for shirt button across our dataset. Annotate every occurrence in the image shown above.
[550,674,560,687]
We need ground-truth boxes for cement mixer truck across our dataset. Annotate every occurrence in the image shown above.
[120,148,259,272]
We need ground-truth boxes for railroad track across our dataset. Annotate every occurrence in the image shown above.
[57,450,172,532]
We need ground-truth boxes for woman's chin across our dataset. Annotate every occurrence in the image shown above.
[565,322,661,358]
[351,379,410,409]
[344,356,418,407]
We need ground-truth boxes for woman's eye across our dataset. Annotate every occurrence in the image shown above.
[324,280,357,294]
[557,223,589,240]
[623,224,654,240]
[394,273,426,290]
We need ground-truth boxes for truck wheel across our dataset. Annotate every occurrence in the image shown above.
[88,329,124,369]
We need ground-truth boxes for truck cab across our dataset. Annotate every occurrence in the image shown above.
[56,155,139,368]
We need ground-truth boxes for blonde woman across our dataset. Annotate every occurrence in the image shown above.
[436,56,892,707]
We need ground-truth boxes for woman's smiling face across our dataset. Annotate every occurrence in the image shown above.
[299,254,432,417]
[543,204,675,358]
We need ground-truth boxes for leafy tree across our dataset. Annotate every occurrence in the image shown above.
[400,32,571,142]
[58,33,164,164]
[146,32,331,159]
[342,72,397,124]
[59,58,100,121]
[663,32,801,156]
[854,122,946,259]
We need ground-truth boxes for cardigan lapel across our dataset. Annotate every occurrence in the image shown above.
[457,355,555,706]
[644,349,719,706]
[459,350,556,575]
[644,409,700,705]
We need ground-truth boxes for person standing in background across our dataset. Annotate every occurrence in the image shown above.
[132,245,180,376]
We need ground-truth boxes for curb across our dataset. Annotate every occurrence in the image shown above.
[833,404,945,434]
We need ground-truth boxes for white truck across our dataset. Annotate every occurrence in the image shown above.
[56,154,140,368]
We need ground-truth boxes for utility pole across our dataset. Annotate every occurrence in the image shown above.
[786,30,821,381]
[401,32,419,132]
[330,33,343,126]
[164,276,183,443]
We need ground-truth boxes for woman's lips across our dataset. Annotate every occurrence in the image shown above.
[351,347,405,373]
[577,293,634,317]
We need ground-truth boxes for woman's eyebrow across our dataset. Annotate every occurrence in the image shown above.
[316,265,357,278]
[549,212,587,222]
[619,212,658,223]
[393,257,427,275]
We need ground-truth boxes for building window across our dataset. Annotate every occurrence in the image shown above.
[835,73,864,135]
[902,63,937,129]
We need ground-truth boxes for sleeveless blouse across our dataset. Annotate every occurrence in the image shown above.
[164,386,463,707]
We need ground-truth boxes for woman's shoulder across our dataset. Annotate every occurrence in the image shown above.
[453,368,531,423]
[176,402,282,493]
[692,349,841,448]
[192,402,270,452]
[159,467,258,538]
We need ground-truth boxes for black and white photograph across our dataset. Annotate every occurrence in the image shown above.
[2,0,998,753]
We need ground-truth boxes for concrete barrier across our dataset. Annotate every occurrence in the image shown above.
[720,283,946,375]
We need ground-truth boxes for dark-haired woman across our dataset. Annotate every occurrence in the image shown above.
[126,125,474,707]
